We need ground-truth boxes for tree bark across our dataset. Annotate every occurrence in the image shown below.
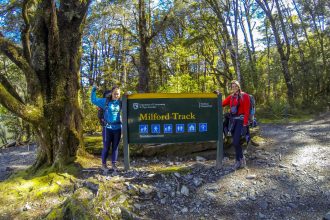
[0,0,90,170]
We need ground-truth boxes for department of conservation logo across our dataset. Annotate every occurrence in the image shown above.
[199,102,213,108]
[133,103,139,110]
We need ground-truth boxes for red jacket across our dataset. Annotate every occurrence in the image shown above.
[222,92,250,126]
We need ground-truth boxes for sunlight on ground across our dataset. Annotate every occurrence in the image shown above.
[291,145,325,166]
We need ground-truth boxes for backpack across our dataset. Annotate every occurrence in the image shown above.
[97,99,122,126]
[248,94,257,127]
[230,92,257,127]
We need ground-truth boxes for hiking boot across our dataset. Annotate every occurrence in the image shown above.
[101,164,109,171]
[232,160,241,170]
[240,157,246,168]
[112,163,118,172]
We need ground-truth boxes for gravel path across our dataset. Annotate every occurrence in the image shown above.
[122,112,330,219]
[0,112,329,219]
[0,144,37,181]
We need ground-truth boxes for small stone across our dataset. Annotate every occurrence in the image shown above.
[111,207,121,215]
[133,203,141,210]
[231,192,238,197]
[257,200,268,210]
[246,174,257,180]
[323,211,330,220]
[193,178,202,187]
[292,162,298,167]
[279,164,289,168]
[147,173,155,178]
[196,156,206,162]
[223,157,229,162]
[157,191,164,199]
[324,191,330,197]
[22,203,32,211]
[258,212,265,218]
[160,198,166,204]
[117,195,127,204]
[181,185,189,196]
[174,172,181,178]
[288,203,297,209]
[184,174,193,180]
[140,184,153,195]
[181,207,188,213]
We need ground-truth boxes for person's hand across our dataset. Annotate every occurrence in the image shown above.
[213,90,220,95]
[124,91,132,95]
[241,125,248,136]
[92,84,97,92]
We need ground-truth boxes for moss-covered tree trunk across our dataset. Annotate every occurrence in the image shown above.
[0,0,90,169]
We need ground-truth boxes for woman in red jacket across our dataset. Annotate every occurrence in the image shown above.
[222,80,250,169]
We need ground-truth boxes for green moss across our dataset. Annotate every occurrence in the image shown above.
[0,166,77,219]
[152,165,191,175]
[45,207,64,219]
[75,151,100,168]
[258,110,314,124]
[83,136,103,155]
[251,135,266,143]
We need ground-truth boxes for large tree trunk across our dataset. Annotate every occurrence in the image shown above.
[138,0,150,92]
[136,0,169,92]
[0,0,90,170]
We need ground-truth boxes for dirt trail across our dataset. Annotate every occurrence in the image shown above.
[0,112,329,219]
[124,112,330,219]
[0,144,37,181]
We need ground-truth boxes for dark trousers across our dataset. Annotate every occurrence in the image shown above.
[102,128,121,165]
[232,119,244,161]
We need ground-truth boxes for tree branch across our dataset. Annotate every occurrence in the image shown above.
[0,83,42,124]
[0,32,37,81]
[148,8,172,42]
[0,74,24,104]
[21,0,32,63]
[120,23,139,40]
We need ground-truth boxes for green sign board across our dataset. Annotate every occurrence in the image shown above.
[126,93,219,143]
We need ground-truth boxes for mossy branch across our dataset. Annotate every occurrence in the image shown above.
[0,74,25,104]
[0,83,42,124]
[0,32,38,84]
[21,0,32,63]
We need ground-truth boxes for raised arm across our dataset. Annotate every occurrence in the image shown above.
[90,86,106,109]
[222,95,231,107]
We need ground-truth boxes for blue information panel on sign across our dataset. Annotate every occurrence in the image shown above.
[164,124,173,133]
[176,124,185,133]
[151,124,161,134]
[199,123,208,132]
[139,124,148,134]
[188,123,196,132]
